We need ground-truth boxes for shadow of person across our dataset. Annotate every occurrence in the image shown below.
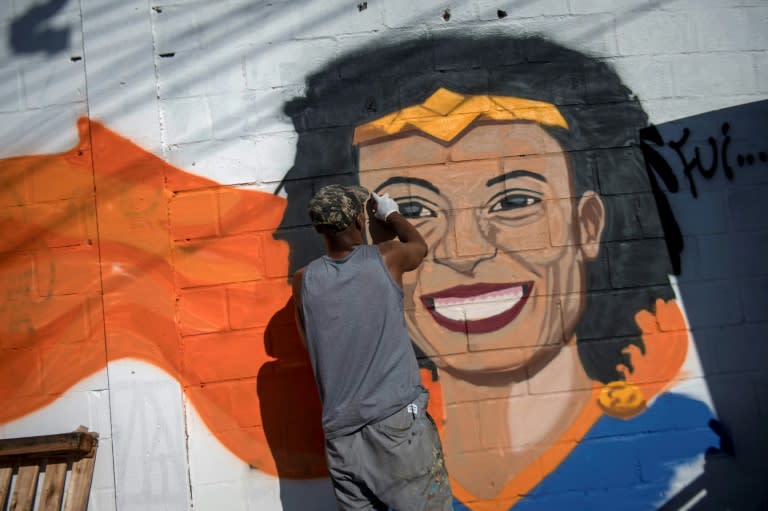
[10,0,71,55]
[658,419,768,511]
[257,297,333,509]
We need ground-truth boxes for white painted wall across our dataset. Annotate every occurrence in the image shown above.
[1,1,766,510]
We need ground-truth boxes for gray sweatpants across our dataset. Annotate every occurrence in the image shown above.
[324,391,452,511]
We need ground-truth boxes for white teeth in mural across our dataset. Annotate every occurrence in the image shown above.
[433,286,524,321]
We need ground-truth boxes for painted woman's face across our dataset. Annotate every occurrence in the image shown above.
[358,122,604,374]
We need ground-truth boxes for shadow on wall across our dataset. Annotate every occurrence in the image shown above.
[642,99,768,510]
[10,0,71,55]
[258,299,325,480]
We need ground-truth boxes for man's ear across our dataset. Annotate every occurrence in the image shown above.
[577,191,605,260]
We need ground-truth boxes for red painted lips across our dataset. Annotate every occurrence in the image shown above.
[420,282,534,334]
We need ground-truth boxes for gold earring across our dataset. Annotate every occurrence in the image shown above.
[597,380,647,419]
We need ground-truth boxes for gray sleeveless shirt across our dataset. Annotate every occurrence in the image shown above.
[300,244,423,439]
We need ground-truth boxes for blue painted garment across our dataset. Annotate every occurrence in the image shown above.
[452,393,717,511]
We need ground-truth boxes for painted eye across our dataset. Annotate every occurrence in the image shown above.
[489,194,541,212]
[398,201,437,219]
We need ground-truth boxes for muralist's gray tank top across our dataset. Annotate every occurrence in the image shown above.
[300,244,423,439]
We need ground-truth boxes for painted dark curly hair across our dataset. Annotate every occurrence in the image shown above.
[275,32,675,384]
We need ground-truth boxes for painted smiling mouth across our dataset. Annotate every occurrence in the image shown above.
[420,282,534,334]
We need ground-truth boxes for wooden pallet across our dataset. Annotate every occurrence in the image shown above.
[0,428,98,511]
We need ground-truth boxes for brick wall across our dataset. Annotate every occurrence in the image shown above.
[1,1,766,510]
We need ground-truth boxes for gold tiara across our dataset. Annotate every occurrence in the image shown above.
[353,87,569,144]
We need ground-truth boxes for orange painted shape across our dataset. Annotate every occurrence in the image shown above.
[626,299,688,399]
[653,298,688,332]
[0,161,31,206]
[0,140,93,207]
[40,335,106,394]
[0,200,95,253]
[173,234,266,288]
[227,280,292,330]
[169,189,220,240]
[35,245,101,296]
[1,294,90,349]
[0,254,35,300]
[181,329,271,385]
[178,286,229,336]
[218,187,287,235]
[103,305,180,375]
[227,379,264,429]
[1,119,326,481]
[0,348,44,398]
[28,151,94,203]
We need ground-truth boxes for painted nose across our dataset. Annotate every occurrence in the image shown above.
[433,208,496,276]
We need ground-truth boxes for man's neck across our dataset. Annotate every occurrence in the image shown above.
[324,237,362,260]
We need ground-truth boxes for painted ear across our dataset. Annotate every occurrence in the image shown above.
[577,191,605,260]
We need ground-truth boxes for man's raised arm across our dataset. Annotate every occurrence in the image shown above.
[370,191,428,284]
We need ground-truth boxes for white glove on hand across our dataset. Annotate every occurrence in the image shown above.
[371,191,400,221]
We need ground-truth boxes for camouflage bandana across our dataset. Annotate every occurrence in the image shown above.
[308,184,370,231]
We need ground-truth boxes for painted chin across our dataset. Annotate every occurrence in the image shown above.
[420,282,534,335]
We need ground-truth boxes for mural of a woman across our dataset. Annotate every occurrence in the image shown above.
[276,34,718,509]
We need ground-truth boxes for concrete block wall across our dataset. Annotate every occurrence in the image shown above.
[0,1,766,510]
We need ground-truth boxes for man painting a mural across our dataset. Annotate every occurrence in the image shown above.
[291,184,452,510]
[0,26,731,510]
[276,33,718,509]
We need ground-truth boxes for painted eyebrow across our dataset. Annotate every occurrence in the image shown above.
[374,176,441,195]
[486,170,547,187]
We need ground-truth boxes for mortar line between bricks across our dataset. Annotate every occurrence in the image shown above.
[180,326,270,339]
[177,276,290,288]
[97,0,355,149]
[146,0,197,507]
[75,1,120,510]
